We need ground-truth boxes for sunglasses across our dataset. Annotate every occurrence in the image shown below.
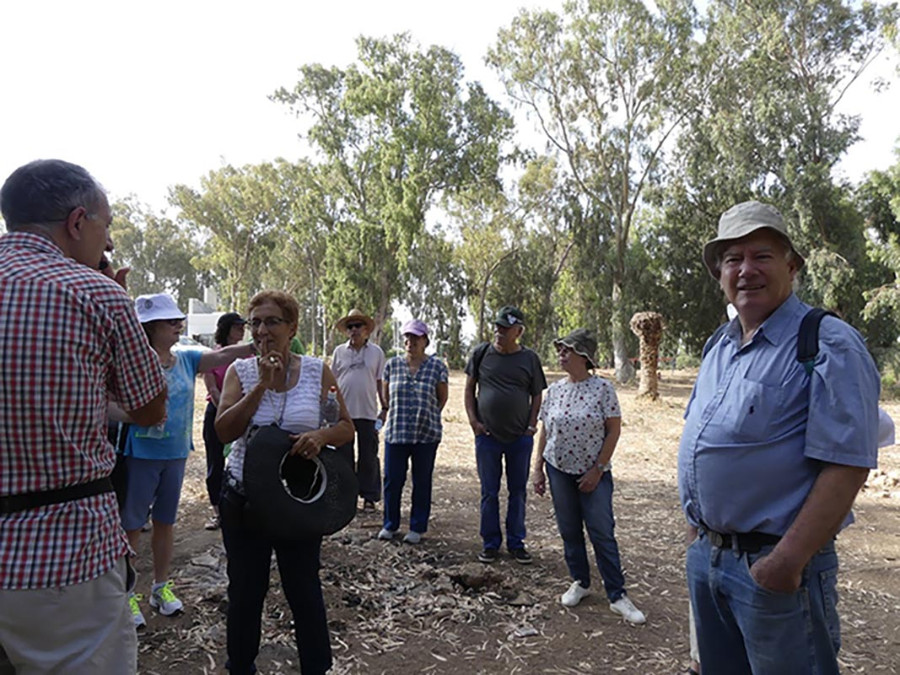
[346,322,365,330]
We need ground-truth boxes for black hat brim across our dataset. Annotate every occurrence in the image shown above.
[243,425,358,539]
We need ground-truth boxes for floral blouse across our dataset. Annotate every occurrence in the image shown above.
[539,375,621,475]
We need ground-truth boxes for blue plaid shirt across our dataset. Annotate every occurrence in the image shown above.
[383,355,448,444]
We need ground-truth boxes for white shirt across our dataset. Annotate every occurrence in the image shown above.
[331,341,385,420]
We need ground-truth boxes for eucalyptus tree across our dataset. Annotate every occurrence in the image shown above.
[109,196,204,307]
[261,159,338,355]
[170,164,283,311]
[488,0,700,382]
[272,34,513,342]
[656,0,900,348]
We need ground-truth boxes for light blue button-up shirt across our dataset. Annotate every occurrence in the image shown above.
[678,294,879,536]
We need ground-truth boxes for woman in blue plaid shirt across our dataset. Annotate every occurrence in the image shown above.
[377,319,449,544]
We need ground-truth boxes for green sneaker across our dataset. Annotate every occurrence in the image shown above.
[149,580,183,616]
[129,593,147,629]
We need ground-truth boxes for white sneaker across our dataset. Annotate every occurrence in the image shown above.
[609,595,646,624]
[561,581,590,607]
[129,593,147,629]
[403,531,422,544]
[377,528,396,540]
[149,580,183,616]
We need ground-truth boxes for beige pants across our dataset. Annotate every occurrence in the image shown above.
[0,557,136,675]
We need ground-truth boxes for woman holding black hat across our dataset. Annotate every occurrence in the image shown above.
[201,312,247,530]
[215,290,353,675]
[532,328,645,625]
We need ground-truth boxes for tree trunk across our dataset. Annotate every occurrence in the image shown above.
[611,281,635,384]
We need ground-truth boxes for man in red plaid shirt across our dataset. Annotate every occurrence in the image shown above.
[0,160,167,673]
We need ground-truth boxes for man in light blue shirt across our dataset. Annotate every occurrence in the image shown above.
[678,201,879,674]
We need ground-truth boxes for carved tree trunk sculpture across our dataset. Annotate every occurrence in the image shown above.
[629,311,664,400]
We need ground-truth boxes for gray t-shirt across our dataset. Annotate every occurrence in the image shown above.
[466,344,547,443]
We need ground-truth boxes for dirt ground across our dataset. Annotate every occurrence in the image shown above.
[131,369,900,674]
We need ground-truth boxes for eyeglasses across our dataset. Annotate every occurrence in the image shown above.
[164,319,183,327]
[346,322,365,330]
[556,345,573,355]
[249,317,288,329]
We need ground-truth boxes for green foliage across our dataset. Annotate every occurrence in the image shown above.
[272,34,513,341]
[488,0,701,379]
[109,196,205,307]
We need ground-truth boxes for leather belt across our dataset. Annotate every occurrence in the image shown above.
[705,529,781,553]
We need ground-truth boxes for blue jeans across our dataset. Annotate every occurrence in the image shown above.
[687,532,841,674]
[383,441,439,533]
[546,463,625,602]
[475,434,532,551]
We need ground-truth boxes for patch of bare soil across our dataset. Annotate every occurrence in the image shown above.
[131,370,900,674]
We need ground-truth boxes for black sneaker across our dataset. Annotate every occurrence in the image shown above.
[478,548,499,563]
[510,548,533,565]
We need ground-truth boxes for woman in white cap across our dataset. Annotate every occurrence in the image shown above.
[120,293,254,628]
[532,328,646,624]
[378,319,449,544]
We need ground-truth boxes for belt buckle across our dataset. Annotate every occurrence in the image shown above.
[708,531,726,548]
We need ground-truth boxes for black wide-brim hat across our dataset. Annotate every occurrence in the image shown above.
[243,425,358,539]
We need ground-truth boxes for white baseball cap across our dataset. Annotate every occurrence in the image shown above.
[134,293,186,324]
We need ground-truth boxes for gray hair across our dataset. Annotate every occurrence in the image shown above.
[1,159,105,232]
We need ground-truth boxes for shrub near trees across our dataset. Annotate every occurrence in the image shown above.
[109,1,900,378]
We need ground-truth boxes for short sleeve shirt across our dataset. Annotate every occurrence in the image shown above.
[465,345,546,443]
[331,341,385,420]
[677,294,880,536]
[126,348,204,460]
[383,355,449,444]
[0,232,166,589]
[539,375,621,475]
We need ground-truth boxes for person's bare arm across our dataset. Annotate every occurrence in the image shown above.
[126,387,168,427]
[215,364,266,443]
[377,378,388,421]
[533,425,548,496]
[464,375,486,435]
[199,342,255,373]
[525,392,542,436]
[578,416,621,493]
[751,463,869,592]
[436,381,449,411]
[203,371,221,407]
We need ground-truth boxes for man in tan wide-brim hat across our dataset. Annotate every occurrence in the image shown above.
[677,200,880,672]
[331,309,387,513]
[334,309,375,334]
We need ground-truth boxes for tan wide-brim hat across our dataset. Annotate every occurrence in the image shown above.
[702,200,806,279]
[335,308,375,333]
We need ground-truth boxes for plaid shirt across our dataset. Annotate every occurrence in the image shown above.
[0,232,166,589]
[383,355,448,444]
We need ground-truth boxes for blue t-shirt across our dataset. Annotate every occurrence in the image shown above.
[677,294,879,536]
[126,349,204,460]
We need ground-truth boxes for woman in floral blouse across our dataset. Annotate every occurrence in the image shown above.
[533,328,645,624]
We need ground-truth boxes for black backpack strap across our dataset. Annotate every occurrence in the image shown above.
[471,341,490,382]
[797,308,839,376]
[701,322,731,361]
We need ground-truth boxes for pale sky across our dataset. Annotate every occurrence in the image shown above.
[1,0,897,214]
